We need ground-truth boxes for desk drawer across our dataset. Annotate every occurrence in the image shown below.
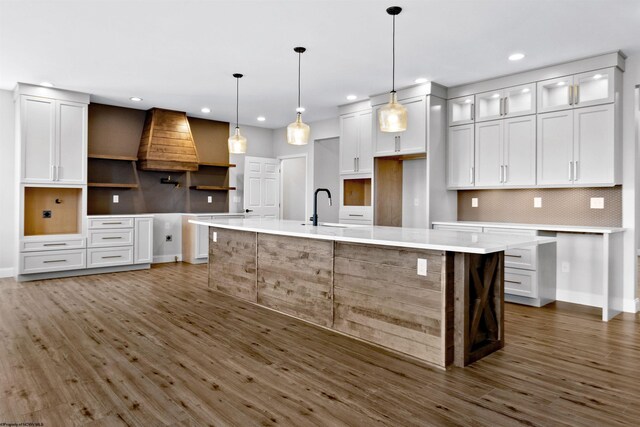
[87,247,133,268]
[21,237,85,252]
[89,218,134,229]
[504,268,537,298]
[482,227,537,270]
[21,249,86,274]
[88,229,133,248]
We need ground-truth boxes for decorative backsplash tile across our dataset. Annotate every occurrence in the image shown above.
[458,186,622,227]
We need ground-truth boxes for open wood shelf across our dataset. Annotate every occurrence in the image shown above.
[88,153,138,161]
[198,162,236,168]
[88,182,139,189]
[189,185,236,191]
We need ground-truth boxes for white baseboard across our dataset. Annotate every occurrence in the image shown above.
[0,267,14,278]
[556,289,601,308]
[152,254,183,264]
[628,298,640,313]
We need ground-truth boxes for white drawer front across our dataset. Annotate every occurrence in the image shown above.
[504,268,537,298]
[87,247,133,268]
[482,227,537,236]
[339,209,373,221]
[21,237,86,252]
[21,249,86,274]
[504,247,537,270]
[89,218,134,229]
[433,224,484,233]
[88,229,134,248]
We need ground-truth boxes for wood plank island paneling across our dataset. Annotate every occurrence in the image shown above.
[208,228,257,302]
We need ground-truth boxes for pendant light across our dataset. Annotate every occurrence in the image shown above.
[287,47,310,145]
[378,6,407,133]
[228,73,247,154]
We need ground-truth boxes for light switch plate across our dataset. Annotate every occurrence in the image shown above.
[534,197,542,208]
[213,231,217,242]
[413,198,420,207]
[113,195,119,203]
[471,198,478,208]
[417,258,427,276]
[590,197,604,209]
[233,196,241,204]
[207,196,212,203]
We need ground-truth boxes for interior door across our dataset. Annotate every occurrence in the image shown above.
[503,115,536,186]
[537,110,573,185]
[474,120,503,187]
[243,156,280,218]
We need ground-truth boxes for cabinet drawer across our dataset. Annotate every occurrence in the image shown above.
[89,217,134,229]
[88,229,133,248]
[504,268,537,298]
[504,247,537,270]
[21,237,85,252]
[87,247,133,268]
[432,224,484,233]
[21,249,86,274]
[339,208,372,221]
[482,227,537,236]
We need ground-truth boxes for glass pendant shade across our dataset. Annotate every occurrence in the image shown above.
[378,91,407,132]
[228,126,247,154]
[287,113,310,145]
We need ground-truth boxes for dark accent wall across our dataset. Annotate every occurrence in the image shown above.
[87,104,231,215]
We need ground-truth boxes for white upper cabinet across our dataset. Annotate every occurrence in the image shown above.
[537,68,616,113]
[475,90,503,122]
[474,121,503,186]
[448,95,474,126]
[537,110,573,186]
[21,96,56,183]
[374,97,426,156]
[476,83,536,122]
[447,124,474,188]
[340,109,372,174]
[502,115,536,186]
[573,104,615,185]
[19,93,88,185]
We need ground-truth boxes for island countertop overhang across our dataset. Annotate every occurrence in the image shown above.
[189,218,555,254]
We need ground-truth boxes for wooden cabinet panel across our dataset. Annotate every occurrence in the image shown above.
[208,228,257,302]
[257,234,333,327]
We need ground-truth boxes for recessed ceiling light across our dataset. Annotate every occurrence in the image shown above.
[464,99,472,104]
[556,82,565,86]
[257,116,266,122]
[492,93,500,98]
[296,107,305,113]
[593,74,603,80]
[201,107,211,113]
[414,77,428,84]
[508,53,525,61]
[130,97,143,102]
[522,88,530,93]
[40,81,54,87]
[346,94,357,101]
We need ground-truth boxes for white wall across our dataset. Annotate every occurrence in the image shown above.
[403,159,427,229]
[272,117,339,219]
[313,137,340,223]
[152,213,183,263]
[229,124,274,213]
[0,89,16,277]
[281,156,307,221]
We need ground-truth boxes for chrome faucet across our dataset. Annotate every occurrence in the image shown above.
[311,188,332,226]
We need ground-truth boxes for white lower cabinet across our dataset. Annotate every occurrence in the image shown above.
[504,269,537,298]
[134,217,153,264]
[21,249,86,274]
[86,215,153,268]
[87,247,133,268]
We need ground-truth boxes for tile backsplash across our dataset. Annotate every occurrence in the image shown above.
[457,186,622,227]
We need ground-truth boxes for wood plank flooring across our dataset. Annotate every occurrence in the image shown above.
[0,262,639,426]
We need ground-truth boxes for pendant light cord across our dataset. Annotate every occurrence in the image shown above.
[236,77,239,129]
[392,14,396,93]
[297,51,302,110]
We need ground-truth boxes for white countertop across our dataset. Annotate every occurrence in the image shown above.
[88,213,244,218]
[432,221,624,234]
[190,218,555,254]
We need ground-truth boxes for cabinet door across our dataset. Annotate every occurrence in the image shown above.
[397,97,426,154]
[21,96,55,183]
[447,124,474,188]
[503,116,536,186]
[537,76,574,113]
[574,104,615,185]
[339,114,359,173]
[357,111,373,173]
[573,69,615,108]
[195,216,211,259]
[503,83,536,118]
[372,105,397,156]
[475,90,503,122]
[56,101,87,184]
[474,121,503,186]
[134,217,153,264]
[448,95,475,126]
[537,110,573,186]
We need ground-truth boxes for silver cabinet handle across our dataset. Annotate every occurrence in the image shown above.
[574,85,580,105]
[470,167,474,184]
[568,85,573,105]
[568,161,573,181]
[56,165,61,181]
[499,165,504,183]
[354,158,357,171]
[470,103,475,120]
[505,279,522,285]
[504,165,508,183]
[348,214,364,217]
[101,255,122,259]
[356,157,360,172]
[499,98,503,116]
[504,97,509,116]
[102,222,122,225]
[505,254,523,258]
[44,259,67,263]
[51,165,55,181]
[102,236,123,240]
[574,160,579,181]
[43,243,67,246]
[396,135,401,152]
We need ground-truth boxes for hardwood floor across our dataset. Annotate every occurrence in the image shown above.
[0,263,638,426]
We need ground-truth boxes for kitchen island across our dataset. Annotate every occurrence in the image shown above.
[190,218,555,368]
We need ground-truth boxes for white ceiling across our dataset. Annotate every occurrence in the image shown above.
[2,0,640,128]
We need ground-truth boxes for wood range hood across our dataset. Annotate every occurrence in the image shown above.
[137,108,200,171]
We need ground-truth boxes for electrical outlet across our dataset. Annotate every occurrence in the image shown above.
[590,197,604,209]
[207,196,213,203]
[561,262,570,273]
[471,198,478,208]
[417,258,427,276]
[534,197,542,208]
[213,231,217,242]
[413,198,420,207]
[234,196,241,204]
[42,210,52,219]
[471,234,479,243]
[113,195,119,203]
[165,235,173,242]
